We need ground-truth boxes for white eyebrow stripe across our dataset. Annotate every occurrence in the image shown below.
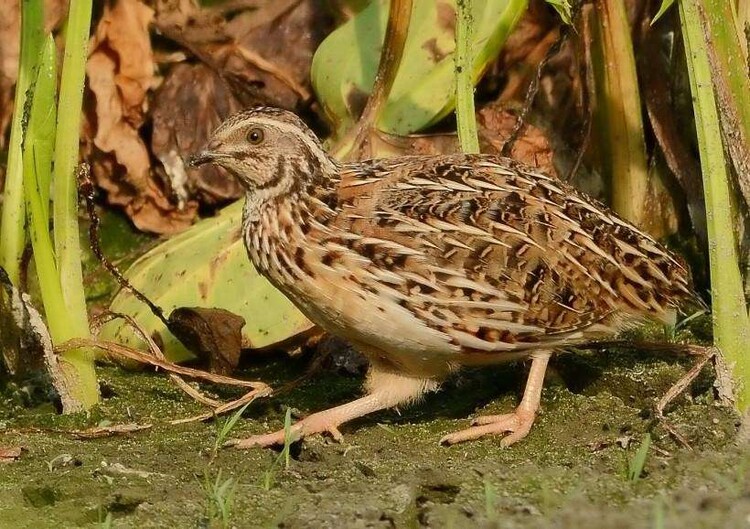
[224,116,333,173]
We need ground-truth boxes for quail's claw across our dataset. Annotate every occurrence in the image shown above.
[232,415,344,449]
[439,409,536,446]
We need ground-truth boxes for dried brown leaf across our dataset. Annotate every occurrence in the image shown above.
[167,307,245,375]
[370,105,555,175]
[477,104,556,175]
[154,0,327,109]
[151,63,244,206]
[0,446,23,463]
[0,0,19,149]
[87,0,197,233]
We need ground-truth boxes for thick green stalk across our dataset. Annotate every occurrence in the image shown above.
[680,0,750,411]
[0,0,44,283]
[591,0,651,228]
[699,0,750,211]
[50,0,98,409]
[455,0,480,154]
[23,37,97,410]
[52,0,92,326]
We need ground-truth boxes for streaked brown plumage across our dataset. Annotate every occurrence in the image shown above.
[191,107,694,448]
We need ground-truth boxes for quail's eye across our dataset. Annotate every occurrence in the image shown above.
[247,127,264,145]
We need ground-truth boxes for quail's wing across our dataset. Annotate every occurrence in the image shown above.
[332,154,692,353]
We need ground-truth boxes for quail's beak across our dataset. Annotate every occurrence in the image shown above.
[188,150,216,167]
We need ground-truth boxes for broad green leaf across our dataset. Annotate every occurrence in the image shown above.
[312,0,528,138]
[100,201,313,363]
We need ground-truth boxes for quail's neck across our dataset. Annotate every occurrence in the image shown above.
[241,151,340,286]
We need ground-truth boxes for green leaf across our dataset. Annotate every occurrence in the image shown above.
[100,201,313,363]
[312,0,528,138]
[0,0,45,284]
[651,0,674,25]
[545,0,573,25]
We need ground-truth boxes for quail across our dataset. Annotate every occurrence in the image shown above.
[190,107,693,448]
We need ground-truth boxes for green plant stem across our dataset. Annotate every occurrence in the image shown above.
[23,36,96,411]
[455,0,480,154]
[0,0,44,283]
[680,0,750,411]
[48,0,98,409]
[591,0,651,228]
[699,0,750,210]
[53,0,92,329]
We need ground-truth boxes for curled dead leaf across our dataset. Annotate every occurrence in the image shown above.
[87,0,197,233]
[167,307,245,375]
[154,0,328,109]
[151,63,244,207]
[0,446,24,463]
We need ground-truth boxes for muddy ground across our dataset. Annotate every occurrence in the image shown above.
[1,339,747,529]
[0,213,746,528]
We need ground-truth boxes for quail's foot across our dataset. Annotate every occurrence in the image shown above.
[440,407,537,447]
[232,410,344,448]
[441,351,550,447]
[232,370,434,449]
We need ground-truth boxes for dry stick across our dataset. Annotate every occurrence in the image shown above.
[58,336,272,423]
[567,5,595,182]
[78,165,171,330]
[502,1,587,159]
[588,340,730,449]
[92,311,222,408]
[57,337,271,391]
[338,0,413,160]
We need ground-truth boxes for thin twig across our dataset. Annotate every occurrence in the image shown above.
[56,337,271,391]
[78,165,170,330]
[502,1,585,158]
[335,0,413,160]
[93,311,222,408]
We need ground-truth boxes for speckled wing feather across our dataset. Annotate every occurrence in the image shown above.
[329,154,693,354]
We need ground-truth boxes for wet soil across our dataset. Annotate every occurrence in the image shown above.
[1,342,746,529]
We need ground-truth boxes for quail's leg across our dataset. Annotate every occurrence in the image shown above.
[440,351,551,447]
[233,368,438,448]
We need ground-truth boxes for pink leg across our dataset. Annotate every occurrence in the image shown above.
[440,351,551,447]
[233,368,438,448]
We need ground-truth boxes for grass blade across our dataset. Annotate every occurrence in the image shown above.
[0,0,44,284]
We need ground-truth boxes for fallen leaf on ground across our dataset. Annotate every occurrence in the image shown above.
[0,446,24,463]
[167,307,245,375]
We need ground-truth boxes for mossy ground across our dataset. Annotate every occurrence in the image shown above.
[1,211,747,528]
[1,343,746,529]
